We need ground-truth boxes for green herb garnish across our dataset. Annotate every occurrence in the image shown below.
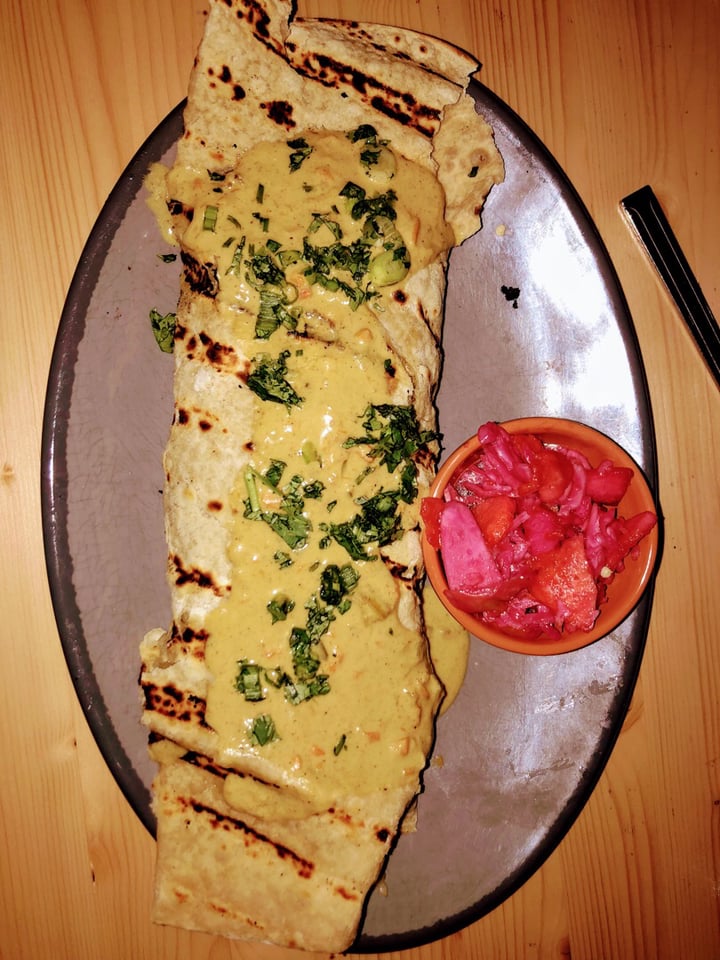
[149,308,176,353]
[247,350,302,407]
[301,236,375,309]
[308,213,343,241]
[288,137,312,171]
[349,124,394,172]
[339,182,398,222]
[202,205,218,231]
[302,479,325,500]
[226,236,246,276]
[344,403,437,473]
[244,246,300,338]
[249,714,278,746]
[323,488,403,561]
[256,287,299,339]
[284,672,331,705]
[267,595,295,623]
[243,466,311,550]
[235,660,265,702]
[252,211,269,232]
[319,563,359,607]
[264,459,286,489]
[347,124,378,143]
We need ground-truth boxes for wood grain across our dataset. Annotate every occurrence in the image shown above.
[1,1,718,958]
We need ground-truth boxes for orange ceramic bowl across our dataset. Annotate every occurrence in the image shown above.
[421,417,660,655]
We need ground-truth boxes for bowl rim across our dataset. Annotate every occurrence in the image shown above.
[421,417,660,655]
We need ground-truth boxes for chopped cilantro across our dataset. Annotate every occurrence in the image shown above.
[319,563,359,607]
[288,137,312,171]
[243,466,311,550]
[302,479,325,500]
[344,403,438,473]
[245,247,286,288]
[360,146,381,167]
[244,246,300,338]
[264,459,286,489]
[284,673,331,705]
[333,734,348,756]
[264,665,330,706]
[308,213,343,240]
[339,182,398,223]
[259,505,310,550]
[347,124,378,143]
[301,235,375,310]
[304,594,336,643]
[348,124,386,165]
[149,308,176,353]
[235,660,265,702]
[267,595,295,623]
[262,566,362,707]
[247,350,302,407]
[256,287,300,339]
[324,488,403,561]
[289,627,323,681]
[249,714,278,746]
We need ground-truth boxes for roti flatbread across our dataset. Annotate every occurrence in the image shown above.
[140,0,503,950]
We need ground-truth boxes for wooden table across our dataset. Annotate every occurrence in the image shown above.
[2,1,718,957]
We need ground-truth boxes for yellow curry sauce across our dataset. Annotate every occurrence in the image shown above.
[154,129,469,817]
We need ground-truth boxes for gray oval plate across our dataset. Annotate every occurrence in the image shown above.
[42,82,659,952]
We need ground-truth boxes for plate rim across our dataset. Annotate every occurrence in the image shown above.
[40,100,187,835]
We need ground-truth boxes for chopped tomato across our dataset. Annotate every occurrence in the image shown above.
[420,497,444,549]
[530,534,599,633]
[521,502,565,555]
[514,435,574,502]
[585,460,634,505]
[470,495,516,546]
[601,511,658,572]
[536,447,573,503]
[445,572,531,614]
[534,447,575,502]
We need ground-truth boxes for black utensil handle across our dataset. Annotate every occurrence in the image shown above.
[621,184,720,389]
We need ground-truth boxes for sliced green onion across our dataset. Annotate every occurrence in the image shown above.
[202,205,218,231]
